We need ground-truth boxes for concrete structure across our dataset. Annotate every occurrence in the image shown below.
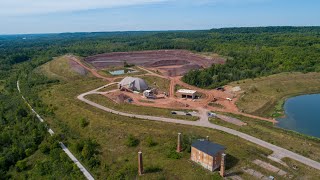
[138,151,143,175]
[191,139,226,172]
[177,89,197,99]
[177,133,182,152]
[119,77,148,92]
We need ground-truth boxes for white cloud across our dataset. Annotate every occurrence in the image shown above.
[0,0,168,16]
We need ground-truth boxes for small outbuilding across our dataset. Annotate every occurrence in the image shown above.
[177,89,197,99]
[118,77,148,92]
[191,139,226,172]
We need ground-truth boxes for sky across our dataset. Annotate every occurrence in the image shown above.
[0,0,319,35]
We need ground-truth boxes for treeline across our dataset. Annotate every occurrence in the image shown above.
[183,27,320,88]
[2,27,319,89]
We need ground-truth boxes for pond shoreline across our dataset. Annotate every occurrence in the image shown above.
[276,94,320,138]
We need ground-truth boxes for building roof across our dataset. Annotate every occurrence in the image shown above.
[177,89,197,94]
[119,77,148,91]
[191,139,225,156]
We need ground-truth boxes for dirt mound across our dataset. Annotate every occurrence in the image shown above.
[105,92,131,104]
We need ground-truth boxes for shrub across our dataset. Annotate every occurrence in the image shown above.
[166,150,182,159]
[80,117,89,128]
[88,156,101,168]
[16,160,27,172]
[145,165,162,173]
[125,134,140,147]
[145,136,157,147]
[39,143,50,154]
[249,85,258,93]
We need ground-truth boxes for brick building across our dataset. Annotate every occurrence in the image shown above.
[191,139,226,172]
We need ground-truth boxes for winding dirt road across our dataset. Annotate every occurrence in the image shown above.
[78,83,320,171]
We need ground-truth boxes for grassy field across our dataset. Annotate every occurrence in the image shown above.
[140,75,170,93]
[39,80,277,179]
[38,56,91,81]
[29,57,320,179]
[97,84,119,92]
[229,72,320,117]
[209,113,320,163]
[31,56,304,179]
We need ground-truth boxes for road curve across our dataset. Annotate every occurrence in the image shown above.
[78,83,320,171]
[17,81,95,180]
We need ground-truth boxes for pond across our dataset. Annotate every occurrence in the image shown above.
[109,69,136,75]
[277,94,320,138]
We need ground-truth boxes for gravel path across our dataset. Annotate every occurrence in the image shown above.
[78,83,320,171]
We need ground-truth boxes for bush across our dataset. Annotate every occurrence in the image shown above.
[16,160,27,172]
[166,150,182,159]
[124,61,134,68]
[249,85,258,93]
[88,156,101,168]
[145,136,157,147]
[80,117,89,128]
[113,164,137,179]
[125,134,140,147]
[81,139,100,160]
[39,143,50,154]
[145,165,162,173]
[25,148,34,156]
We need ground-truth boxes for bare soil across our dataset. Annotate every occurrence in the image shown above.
[84,50,225,76]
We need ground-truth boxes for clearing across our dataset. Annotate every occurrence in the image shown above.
[229,72,320,117]
[84,50,225,76]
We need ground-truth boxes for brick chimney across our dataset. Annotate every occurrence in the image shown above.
[220,153,226,177]
[176,133,182,152]
[138,151,143,175]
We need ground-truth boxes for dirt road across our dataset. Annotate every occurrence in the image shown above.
[78,83,320,171]
[69,54,276,123]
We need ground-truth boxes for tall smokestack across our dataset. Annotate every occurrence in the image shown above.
[138,151,143,175]
[206,136,209,141]
[176,133,182,152]
[220,153,226,177]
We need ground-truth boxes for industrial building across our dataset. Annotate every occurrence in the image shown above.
[118,77,148,92]
[176,89,197,99]
[191,139,226,172]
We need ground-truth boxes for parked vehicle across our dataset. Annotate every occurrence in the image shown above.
[216,87,225,91]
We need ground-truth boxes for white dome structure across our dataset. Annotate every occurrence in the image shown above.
[119,77,148,92]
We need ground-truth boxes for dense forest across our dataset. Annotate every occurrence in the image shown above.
[0,26,320,178]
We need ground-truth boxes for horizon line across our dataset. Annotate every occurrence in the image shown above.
[1,25,319,36]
